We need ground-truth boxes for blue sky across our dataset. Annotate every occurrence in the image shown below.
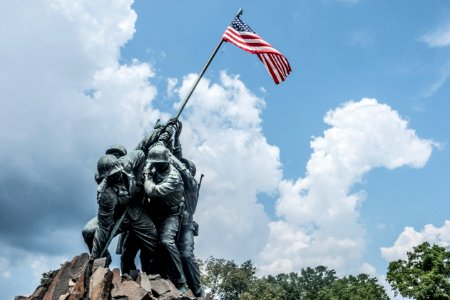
[1,0,450,299]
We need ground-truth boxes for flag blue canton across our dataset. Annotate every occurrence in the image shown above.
[230,18,256,33]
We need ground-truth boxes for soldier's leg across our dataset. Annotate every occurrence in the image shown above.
[82,216,98,253]
[91,191,118,259]
[159,215,186,289]
[130,211,159,274]
[177,224,203,297]
[120,231,139,274]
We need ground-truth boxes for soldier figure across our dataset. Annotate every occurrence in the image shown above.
[118,119,180,274]
[144,144,188,292]
[90,149,158,271]
[82,144,128,255]
[173,123,204,297]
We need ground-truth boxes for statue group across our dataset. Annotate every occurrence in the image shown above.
[81,118,204,297]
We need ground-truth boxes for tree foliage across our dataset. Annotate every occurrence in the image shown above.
[318,274,390,300]
[387,242,450,300]
[240,277,286,300]
[201,257,256,300]
[201,258,388,300]
[40,269,58,286]
[299,266,338,299]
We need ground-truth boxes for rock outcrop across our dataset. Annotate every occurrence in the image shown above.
[15,253,203,300]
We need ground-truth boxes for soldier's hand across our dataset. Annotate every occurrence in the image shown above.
[166,117,178,126]
[175,120,182,137]
[144,180,156,194]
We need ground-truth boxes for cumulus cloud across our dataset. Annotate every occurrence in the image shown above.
[0,0,160,297]
[0,0,158,245]
[258,98,434,275]
[381,220,450,262]
[169,71,283,260]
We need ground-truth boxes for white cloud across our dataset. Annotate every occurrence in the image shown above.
[167,77,178,98]
[0,241,70,298]
[258,98,434,275]
[0,0,159,176]
[421,21,450,48]
[381,220,450,262]
[48,0,137,66]
[0,0,160,184]
[31,255,67,280]
[0,1,159,297]
[170,71,282,261]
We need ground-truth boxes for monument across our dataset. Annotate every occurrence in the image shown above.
[16,8,292,299]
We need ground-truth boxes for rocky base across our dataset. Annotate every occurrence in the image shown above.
[15,253,205,300]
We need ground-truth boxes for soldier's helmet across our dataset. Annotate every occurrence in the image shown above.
[105,144,127,158]
[97,154,122,178]
[181,158,196,177]
[148,144,169,163]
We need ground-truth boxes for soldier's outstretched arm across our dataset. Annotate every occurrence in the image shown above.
[156,118,179,146]
[173,120,183,159]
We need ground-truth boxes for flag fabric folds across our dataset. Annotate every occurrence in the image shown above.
[222,16,292,84]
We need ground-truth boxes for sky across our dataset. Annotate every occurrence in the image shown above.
[1,0,450,299]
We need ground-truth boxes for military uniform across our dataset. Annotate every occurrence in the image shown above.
[82,144,127,258]
[118,120,179,273]
[176,170,203,297]
[144,145,187,289]
[173,136,203,297]
[90,150,158,267]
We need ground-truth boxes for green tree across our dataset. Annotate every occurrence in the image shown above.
[240,277,286,300]
[266,272,304,299]
[262,266,336,299]
[200,257,388,300]
[298,266,337,299]
[202,257,256,300]
[318,274,390,300]
[387,241,450,300]
[40,269,58,286]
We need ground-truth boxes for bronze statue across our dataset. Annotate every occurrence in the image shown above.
[82,119,204,296]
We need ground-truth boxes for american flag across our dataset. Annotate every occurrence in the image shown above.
[222,16,292,84]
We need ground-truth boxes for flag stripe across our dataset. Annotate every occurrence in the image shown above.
[259,53,282,84]
[257,54,279,84]
[270,54,286,78]
[267,54,284,83]
[223,27,282,54]
[264,54,282,82]
[223,31,281,54]
[274,54,290,77]
[224,27,274,48]
[221,16,291,84]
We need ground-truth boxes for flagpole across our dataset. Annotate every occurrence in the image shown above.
[174,8,243,119]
